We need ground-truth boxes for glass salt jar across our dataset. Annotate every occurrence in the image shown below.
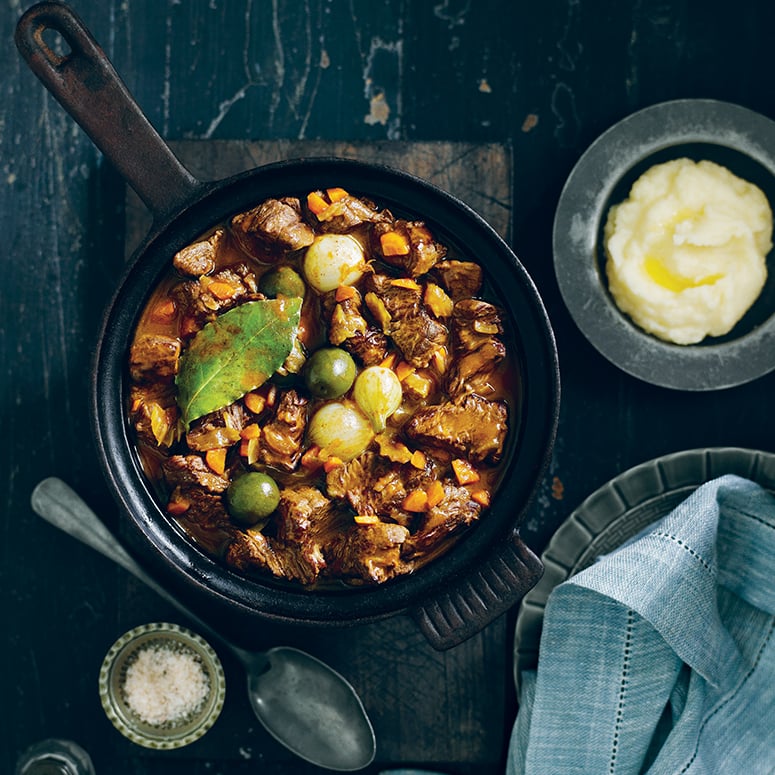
[14,738,95,775]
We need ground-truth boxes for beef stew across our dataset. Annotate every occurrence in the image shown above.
[127,187,518,587]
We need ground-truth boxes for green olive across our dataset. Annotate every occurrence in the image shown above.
[226,472,281,526]
[303,347,357,399]
[259,266,306,299]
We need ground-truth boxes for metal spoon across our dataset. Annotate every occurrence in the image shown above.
[30,477,376,772]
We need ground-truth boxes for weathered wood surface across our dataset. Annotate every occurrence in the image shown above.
[5,0,775,773]
[125,140,512,253]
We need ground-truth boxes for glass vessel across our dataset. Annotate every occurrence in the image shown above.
[15,738,95,775]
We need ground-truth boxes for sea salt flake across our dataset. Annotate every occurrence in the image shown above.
[123,643,210,726]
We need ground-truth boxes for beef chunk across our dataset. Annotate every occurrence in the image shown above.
[185,403,248,452]
[172,263,262,323]
[225,500,329,585]
[328,521,411,583]
[163,454,230,493]
[226,530,300,581]
[231,197,315,255]
[403,482,481,558]
[364,273,448,368]
[259,389,308,471]
[275,486,340,541]
[273,491,329,584]
[345,328,390,366]
[327,290,389,365]
[168,486,239,564]
[224,530,268,570]
[372,220,446,277]
[432,260,483,300]
[129,334,181,382]
[326,452,411,524]
[170,486,231,532]
[404,394,508,464]
[452,299,503,349]
[227,487,350,584]
[446,299,506,398]
[274,486,349,581]
[172,228,224,277]
[312,192,389,233]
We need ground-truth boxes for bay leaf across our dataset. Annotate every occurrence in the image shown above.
[176,297,302,427]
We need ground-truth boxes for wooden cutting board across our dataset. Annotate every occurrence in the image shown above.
[120,140,514,771]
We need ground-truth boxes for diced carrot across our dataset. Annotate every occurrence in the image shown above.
[354,514,379,525]
[205,448,227,476]
[380,231,411,256]
[379,352,398,369]
[335,284,358,302]
[326,187,349,202]
[390,277,421,290]
[410,450,426,469]
[244,392,266,415]
[403,489,428,512]
[307,191,329,215]
[150,298,177,323]
[167,498,190,516]
[130,397,142,412]
[471,489,491,507]
[208,281,236,300]
[323,456,344,473]
[426,480,445,509]
[395,361,415,382]
[240,423,261,440]
[451,458,480,485]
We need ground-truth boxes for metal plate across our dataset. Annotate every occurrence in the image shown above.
[553,99,775,391]
[513,446,775,691]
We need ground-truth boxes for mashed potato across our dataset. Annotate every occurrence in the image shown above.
[604,158,772,345]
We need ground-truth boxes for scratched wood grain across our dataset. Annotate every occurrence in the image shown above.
[124,139,511,253]
[120,139,513,769]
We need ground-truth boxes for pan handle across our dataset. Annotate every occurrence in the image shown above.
[15,1,205,224]
[410,531,543,651]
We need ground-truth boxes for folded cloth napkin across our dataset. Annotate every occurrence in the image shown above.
[508,474,775,775]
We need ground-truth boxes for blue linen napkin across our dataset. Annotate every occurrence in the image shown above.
[507,474,775,774]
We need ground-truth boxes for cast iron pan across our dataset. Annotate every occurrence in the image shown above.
[16,1,560,650]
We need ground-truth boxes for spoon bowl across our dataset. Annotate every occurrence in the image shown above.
[248,647,378,771]
[29,476,376,772]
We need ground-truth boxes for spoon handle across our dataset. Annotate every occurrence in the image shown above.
[32,477,147,578]
[30,477,237,657]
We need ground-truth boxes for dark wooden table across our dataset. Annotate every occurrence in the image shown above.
[4,2,775,773]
